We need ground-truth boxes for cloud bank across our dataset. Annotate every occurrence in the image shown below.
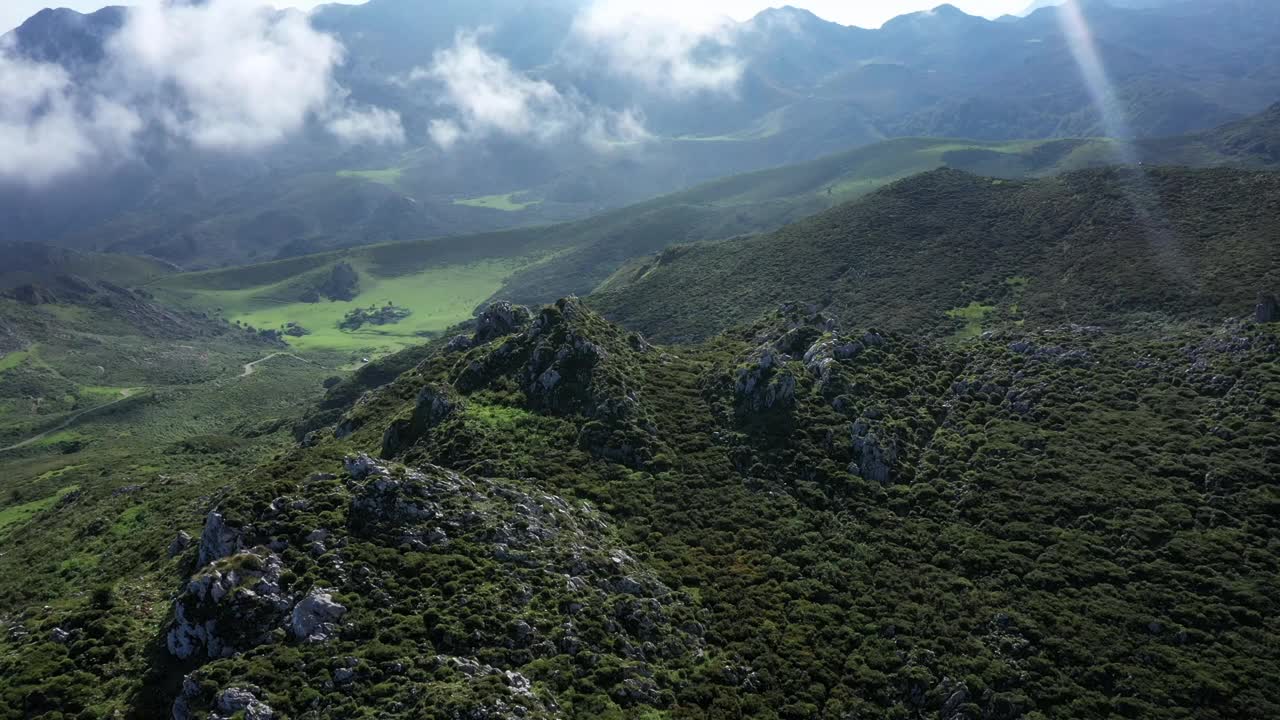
[0,0,401,186]
[418,32,651,152]
[0,44,141,185]
[571,0,744,95]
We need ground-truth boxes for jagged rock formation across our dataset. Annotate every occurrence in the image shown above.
[167,549,291,660]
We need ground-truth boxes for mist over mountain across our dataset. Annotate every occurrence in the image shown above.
[3,0,1280,266]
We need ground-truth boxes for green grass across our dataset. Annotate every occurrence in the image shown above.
[337,167,405,187]
[0,484,79,535]
[454,192,542,212]
[164,259,524,353]
[947,302,998,340]
[467,404,536,430]
[0,350,30,372]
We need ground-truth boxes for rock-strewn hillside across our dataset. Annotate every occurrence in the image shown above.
[140,297,1280,719]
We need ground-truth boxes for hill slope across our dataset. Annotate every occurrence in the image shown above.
[590,166,1280,341]
[4,296,1276,718]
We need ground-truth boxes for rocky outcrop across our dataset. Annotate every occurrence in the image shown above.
[475,302,533,344]
[197,511,242,567]
[347,454,469,547]
[168,531,192,558]
[851,429,898,484]
[1257,292,1279,323]
[211,687,274,720]
[167,550,291,660]
[291,589,347,643]
[381,383,462,457]
[735,347,798,412]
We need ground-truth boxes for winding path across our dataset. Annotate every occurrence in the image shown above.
[1,351,315,453]
[240,352,312,377]
[0,390,142,452]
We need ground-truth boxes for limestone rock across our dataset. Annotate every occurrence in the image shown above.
[212,687,274,720]
[291,589,347,643]
[167,550,291,660]
[735,347,797,412]
[197,511,242,567]
[169,531,193,558]
[475,302,532,344]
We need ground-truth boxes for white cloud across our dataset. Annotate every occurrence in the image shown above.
[0,0,401,186]
[0,42,141,186]
[327,106,406,145]
[571,1,744,95]
[419,32,652,152]
[108,0,401,150]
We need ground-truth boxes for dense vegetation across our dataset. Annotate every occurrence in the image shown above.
[5,287,1276,718]
[592,166,1280,341]
[2,97,1280,720]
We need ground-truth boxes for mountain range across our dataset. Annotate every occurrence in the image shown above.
[2,1,1280,719]
[4,0,1280,267]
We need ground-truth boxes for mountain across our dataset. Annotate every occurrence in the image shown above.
[5,0,1280,266]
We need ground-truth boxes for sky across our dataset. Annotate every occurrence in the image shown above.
[0,0,1037,35]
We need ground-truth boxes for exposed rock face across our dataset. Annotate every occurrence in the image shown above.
[168,531,192,558]
[291,589,347,643]
[211,687,274,720]
[197,511,242,567]
[735,347,798,412]
[381,383,464,457]
[348,454,468,546]
[852,430,898,484]
[475,302,533,344]
[167,550,291,660]
[1257,292,1279,323]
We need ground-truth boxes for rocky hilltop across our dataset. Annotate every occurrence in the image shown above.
[142,297,1280,719]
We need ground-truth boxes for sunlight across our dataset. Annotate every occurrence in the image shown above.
[1056,0,1193,288]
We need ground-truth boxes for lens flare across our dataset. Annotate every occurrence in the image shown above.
[1054,0,1194,290]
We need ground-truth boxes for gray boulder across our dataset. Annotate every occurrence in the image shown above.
[167,550,291,660]
[169,531,193,558]
[197,511,241,567]
[291,589,347,643]
[212,687,274,720]
[475,302,532,344]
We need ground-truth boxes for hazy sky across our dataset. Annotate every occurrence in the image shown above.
[1,0,1037,35]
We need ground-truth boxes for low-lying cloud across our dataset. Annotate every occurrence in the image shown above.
[0,45,141,185]
[0,0,402,186]
[571,0,744,95]
[418,32,651,152]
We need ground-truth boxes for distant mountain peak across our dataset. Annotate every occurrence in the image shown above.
[749,5,834,29]
[881,3,986,32]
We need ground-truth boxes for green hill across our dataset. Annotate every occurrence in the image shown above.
[590,166,1280,341]
[0,243,175,290]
